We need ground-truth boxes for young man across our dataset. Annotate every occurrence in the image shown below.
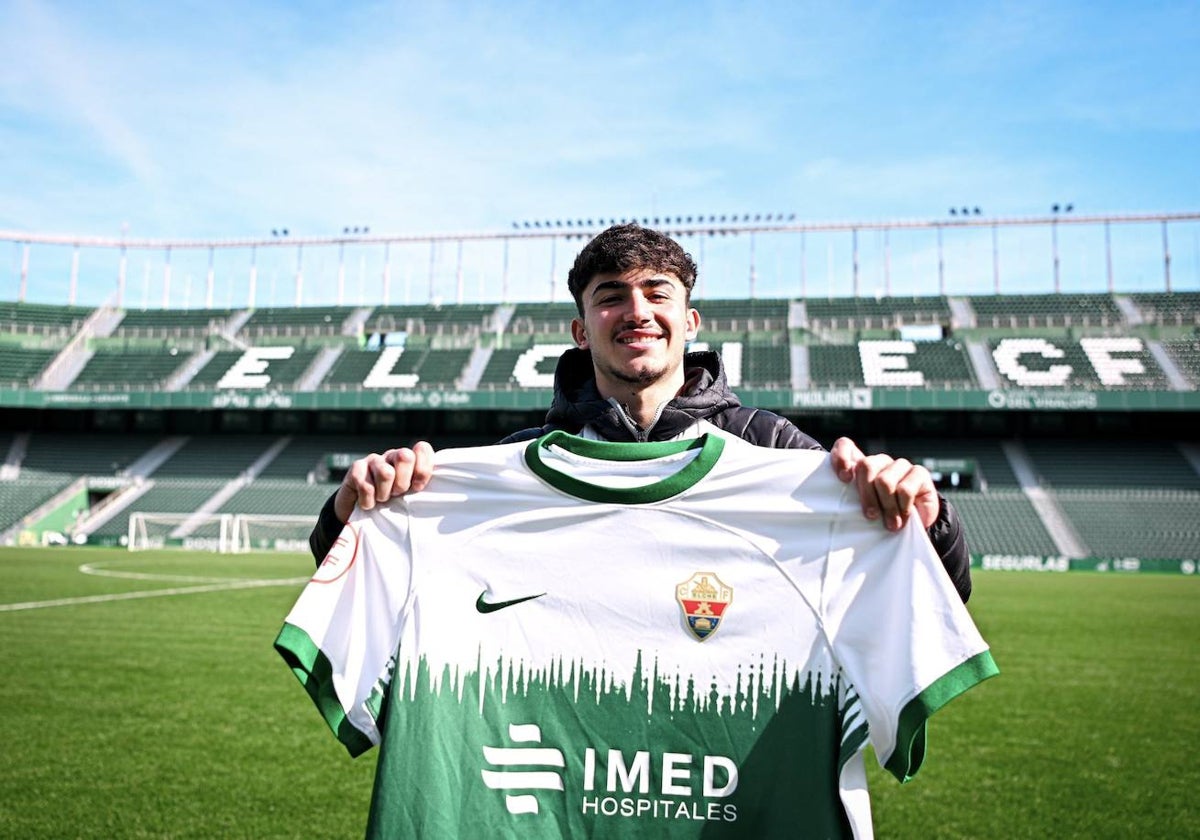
[309,223,970,601]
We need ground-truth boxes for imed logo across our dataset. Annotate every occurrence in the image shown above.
[480,723,565,815]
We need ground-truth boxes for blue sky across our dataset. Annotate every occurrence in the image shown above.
[1,0,1198,306]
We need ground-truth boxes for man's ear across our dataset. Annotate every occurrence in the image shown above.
[571,318,588,349]
[684,308,701,342]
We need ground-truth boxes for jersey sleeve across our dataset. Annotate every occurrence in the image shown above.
[820,510,998,783]
[274,505,414,757]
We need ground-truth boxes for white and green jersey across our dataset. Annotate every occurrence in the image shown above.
[276,427,997,839]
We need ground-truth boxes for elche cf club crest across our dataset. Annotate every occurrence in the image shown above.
[675,572,733,641]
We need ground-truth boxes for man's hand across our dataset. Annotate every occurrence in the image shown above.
[829,437,940,531]
[334,442,435,524]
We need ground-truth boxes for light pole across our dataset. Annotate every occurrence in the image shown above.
[1051,203,1073,293]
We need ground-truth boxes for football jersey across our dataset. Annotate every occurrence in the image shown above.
[276,426,997,839]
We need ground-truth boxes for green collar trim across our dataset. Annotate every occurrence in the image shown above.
[523,430,725,504]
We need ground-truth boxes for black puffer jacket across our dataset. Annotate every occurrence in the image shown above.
[310,348,972,601]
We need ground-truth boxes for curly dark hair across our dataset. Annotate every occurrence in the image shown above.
[566,223,698,315]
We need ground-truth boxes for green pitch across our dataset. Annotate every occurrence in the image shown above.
[0,547,1196,839]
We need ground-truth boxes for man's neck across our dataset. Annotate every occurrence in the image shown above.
[596,377,684,430]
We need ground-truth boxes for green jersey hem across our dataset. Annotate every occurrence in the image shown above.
[885,649,999,783]
[524,430,725,504]
[274,622,375,758]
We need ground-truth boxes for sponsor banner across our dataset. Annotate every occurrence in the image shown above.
[788,388,873,410]
[2,387,1199,412]
[972,554,1198,575]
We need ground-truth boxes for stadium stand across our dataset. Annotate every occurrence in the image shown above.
[367,303,498,337]
[113,308,237,338]
[988,337,1170,389]
[968,293,1124,328]
[0,302,94,337]
[742,341,791,388]
[1054,489,1200,558]
[320,349,386,389]
[0,347,56,385]
[186,347,321,389]
[0,474,72,532]
[1163,339,1200,385]
[945,490,1062,556]
[1019,439,1200,491]
[1,284,1197,562]
[507,302,578,335]
[805,295,950,330]
[807,340,976,388]
[1128,292,1200,326]
[691,298,790,332]
[239,306,361,338]
[478,337,536,389]
[216,479,336,517]
[70,348,190,390]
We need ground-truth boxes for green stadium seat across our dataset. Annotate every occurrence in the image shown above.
[0,347,56,385]
[969,293,1122,329]
[947,490,1061,556]
[0,302,94,337]
[1055,489,1200,559]
[70,349,190,390]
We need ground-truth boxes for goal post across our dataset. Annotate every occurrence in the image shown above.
[231,514,315,554]
[127,512,234,553]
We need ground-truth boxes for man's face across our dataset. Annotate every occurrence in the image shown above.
[570,268,700,396]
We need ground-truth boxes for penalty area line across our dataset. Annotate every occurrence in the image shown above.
[0,577,309,613]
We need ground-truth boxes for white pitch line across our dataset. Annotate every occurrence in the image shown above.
[0,577,309,613]
[78,561,231,584]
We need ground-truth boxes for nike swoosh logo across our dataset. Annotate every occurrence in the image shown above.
[475,591,545,614]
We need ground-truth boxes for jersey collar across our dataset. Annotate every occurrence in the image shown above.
[523,430,725,504]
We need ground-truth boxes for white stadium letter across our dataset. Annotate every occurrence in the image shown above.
[512,344,574,389]
[363,346,420,389]
[1079,337,1146,385]
[992,338,1072,387]
[858,340,924,387]
[217,346,295,389]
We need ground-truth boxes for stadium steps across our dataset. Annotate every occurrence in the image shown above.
[787,300,807,330]
[1114,296,1145,326]
[164,349,217,391]
[1145,340,1191,390]
[171,436,293,537]
[124,437,190,479]
[459,346,492,391]
[343,307,374,337]
[1002,441,1089,557]
[790,344,810,389]
[966,341,1001,389]
[1180,443,1200,478]
[492,304,516,334]
[1,432,29,480]
[2,476,88,544]
[296,345,343,391]
[73,479,156,538]
[220,311,253,347]
[0,474,75,540]
[31,304,126,390]
[948,297,975,330]
[34,346,94,390]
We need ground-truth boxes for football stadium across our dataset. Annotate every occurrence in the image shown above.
[0,212,1197,838]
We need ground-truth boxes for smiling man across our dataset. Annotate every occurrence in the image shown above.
[309,223,972,603]
[573,267,699,409]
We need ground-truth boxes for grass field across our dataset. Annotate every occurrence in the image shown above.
[0,547,1196,839]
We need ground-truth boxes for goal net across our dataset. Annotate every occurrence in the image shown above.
[127,512,235,553]
[231,514,314,554]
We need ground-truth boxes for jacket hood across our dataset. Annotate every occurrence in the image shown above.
[543,347,742,441]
